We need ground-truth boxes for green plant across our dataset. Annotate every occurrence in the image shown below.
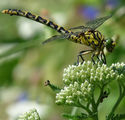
[18,109,40,120]
[46,61,125,120]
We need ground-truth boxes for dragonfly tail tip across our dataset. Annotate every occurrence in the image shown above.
[1,9,8,14]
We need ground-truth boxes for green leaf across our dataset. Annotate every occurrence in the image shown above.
[0,38,42,59]
[62,113,88,120]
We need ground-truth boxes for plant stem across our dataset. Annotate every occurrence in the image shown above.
[91,112,98,120]
[69,107,78,120]
[96,86,104,106]
[107,86,125,120]
[90,88,99,120]
[119,114,125,119]
[71,107,78,116]
[77,101,92,115]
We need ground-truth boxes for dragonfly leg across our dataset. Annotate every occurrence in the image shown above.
[96,55,100,62]
[92,51,103,64]
[91,53,96,64]
[100,52,106,64]
[77,54,84,64]
[77,50,93,64]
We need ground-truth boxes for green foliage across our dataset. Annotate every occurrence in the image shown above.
[0,0,125,120]
[44,80,61,92]
[0,58,19,86]
[54,61,125,120]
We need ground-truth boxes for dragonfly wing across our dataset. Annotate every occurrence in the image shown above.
[69,26,91,32]
[42,35,65,45]
[68,15,112,32]
[69,26,86,30]
[85,15,112,30]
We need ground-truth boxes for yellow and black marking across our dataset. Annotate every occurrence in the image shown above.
[75,30,105,50]
[2,9,114,64]
[2,9,71,34]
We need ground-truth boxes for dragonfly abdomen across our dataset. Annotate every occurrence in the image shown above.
[2,9,70,34]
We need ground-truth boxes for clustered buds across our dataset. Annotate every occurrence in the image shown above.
[18,109,40,120]
[56,61,125,105]
[111,62,125,79]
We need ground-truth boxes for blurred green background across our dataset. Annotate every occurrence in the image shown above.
[0,0,125,120]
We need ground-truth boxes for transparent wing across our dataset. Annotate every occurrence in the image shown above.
[85,15,112,30]
[69,26,88,30]
[69,26,90,32]
[42,35,66,45]
[69,15,112,33]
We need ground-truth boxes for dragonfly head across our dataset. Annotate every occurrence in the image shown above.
[105,38,116,52]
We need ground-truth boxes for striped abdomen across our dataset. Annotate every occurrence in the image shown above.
[2,9,71,34]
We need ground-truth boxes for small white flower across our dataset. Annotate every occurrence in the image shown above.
[18,108,40,120]
[56,61,125,105]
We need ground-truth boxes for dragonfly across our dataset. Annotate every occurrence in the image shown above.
[2,9,116,64]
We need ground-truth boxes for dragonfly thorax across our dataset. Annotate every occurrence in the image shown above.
[71,30,105,50]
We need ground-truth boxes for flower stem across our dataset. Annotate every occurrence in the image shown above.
[119,114,125,119]
[71,107,78,116]
[69,107,78,120]
[91,94,98,120]
[96,86,104,106]
[107,84,125,120]
[77,101,92,115]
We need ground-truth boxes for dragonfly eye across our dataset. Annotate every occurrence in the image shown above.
[106,38,116,52]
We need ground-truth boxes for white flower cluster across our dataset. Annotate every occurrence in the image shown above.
[111,62,125,79]
[56,80,92,105]
[18,109,40,120]
[56,61,125,105]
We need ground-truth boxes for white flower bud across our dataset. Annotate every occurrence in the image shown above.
[56,61,125,105]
